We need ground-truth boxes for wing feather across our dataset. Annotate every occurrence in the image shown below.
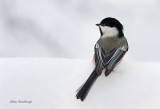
[94,43,128,75]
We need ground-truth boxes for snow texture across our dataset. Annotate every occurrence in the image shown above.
[0,58,160,109]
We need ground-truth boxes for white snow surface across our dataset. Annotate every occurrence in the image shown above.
[0,58,160,109]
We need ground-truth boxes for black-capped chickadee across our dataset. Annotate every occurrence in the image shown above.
[76,17,129,101]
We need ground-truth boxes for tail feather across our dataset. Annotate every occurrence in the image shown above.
[76,70,99,101]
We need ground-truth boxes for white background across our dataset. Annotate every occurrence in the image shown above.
[1,1,160,108]
[0,0,160,61]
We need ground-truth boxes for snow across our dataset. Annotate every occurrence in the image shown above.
[0,58,160,109]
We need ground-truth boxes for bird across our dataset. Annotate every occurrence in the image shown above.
[76,17,129,101]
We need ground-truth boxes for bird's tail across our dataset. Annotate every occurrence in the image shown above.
[76,70,100,101]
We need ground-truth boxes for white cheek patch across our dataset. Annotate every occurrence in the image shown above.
[100,26,119,37]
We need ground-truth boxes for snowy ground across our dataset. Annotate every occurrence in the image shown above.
[0,58,160,109]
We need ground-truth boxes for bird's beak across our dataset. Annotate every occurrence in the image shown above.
[96,24,100,26]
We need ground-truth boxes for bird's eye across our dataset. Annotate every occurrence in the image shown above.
[102,24,105,26]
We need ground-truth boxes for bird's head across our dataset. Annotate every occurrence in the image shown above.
[96,17,124,38]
